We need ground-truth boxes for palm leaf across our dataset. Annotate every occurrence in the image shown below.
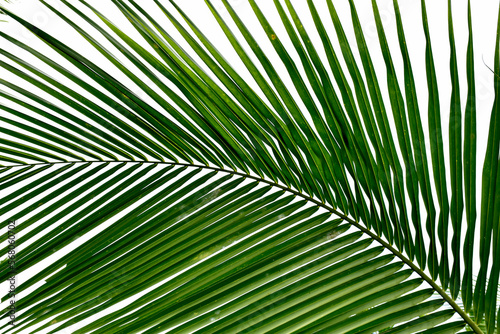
[0,0,498,333]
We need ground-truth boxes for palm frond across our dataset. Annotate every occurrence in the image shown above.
[0,0,499,333]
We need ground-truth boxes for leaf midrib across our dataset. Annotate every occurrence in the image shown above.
[4,159,483,333]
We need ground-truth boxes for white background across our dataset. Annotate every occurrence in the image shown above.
[0,0,499,332]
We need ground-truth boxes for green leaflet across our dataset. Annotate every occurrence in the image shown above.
[462,0,478,314]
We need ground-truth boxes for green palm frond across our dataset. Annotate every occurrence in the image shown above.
[0,0,499,333]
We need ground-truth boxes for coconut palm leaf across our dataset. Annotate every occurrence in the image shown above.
[0,0,498,333]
